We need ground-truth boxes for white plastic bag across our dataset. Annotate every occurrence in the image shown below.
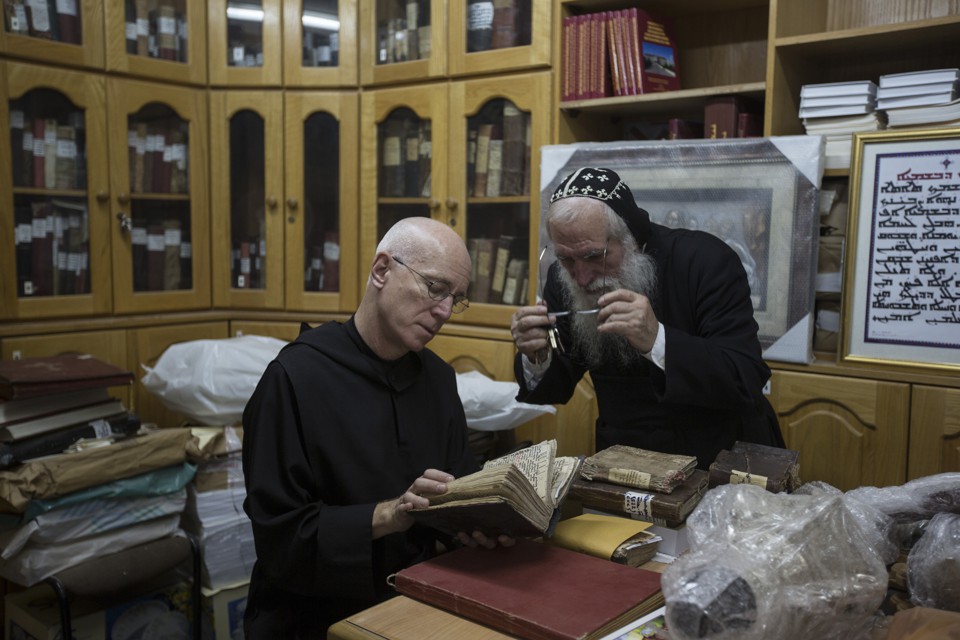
[141,335,287,425]
[456,370,555,432]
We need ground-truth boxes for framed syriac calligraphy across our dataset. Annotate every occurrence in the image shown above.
[540,138,823,364]
[843,129,960,372]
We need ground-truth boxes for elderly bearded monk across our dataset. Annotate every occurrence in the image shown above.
[510,167,784,469]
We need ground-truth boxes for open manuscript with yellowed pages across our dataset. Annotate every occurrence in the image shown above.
[410,439,583,538]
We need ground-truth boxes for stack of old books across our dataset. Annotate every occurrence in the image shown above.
[0,354,194,587]
[569,446,705,558]
[708,441,801,493]
[0,354,137,468]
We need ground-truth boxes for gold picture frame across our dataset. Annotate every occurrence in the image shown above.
[842,128,960,373]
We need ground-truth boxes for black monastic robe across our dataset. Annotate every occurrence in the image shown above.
[516,223,784,469]
[242,318,477,638]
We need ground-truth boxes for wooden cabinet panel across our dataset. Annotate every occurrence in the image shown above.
[0,0,105,69]
[769,370,909,490]
[126,322,228,428]
[909,385,960,479]
[208,0,283,86]
[0,329,132,407]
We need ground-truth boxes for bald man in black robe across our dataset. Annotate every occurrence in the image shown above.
[243,218,509,638]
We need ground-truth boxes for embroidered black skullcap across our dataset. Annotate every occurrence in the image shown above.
[550,167,651,246]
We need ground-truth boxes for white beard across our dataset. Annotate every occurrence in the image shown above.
[557,246,658,369]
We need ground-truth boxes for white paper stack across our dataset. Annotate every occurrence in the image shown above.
[876,69,960,127]
[183,455,256,590]
[802,112,887,170]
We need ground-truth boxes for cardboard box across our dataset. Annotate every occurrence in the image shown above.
[201,581,248,640]
[5,581,193,640]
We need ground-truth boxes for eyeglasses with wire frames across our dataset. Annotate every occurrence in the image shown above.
[392,256,469,313]
[537,244,607,352]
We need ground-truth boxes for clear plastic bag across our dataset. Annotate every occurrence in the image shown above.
[908,512,960,612]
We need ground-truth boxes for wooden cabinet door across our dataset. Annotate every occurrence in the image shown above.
[1,62,111,320]
[210,90,285,310]
[284,91,360,312]
[447,71,550,328]
[104,0,208,85]
[358,0,447,85]
[126,321,228,428]
[359,83,448,272]
[106,78,210,314]
[447,0,551,77]
[283,0,359,86]
[769,370,909,490]
[0,0,105,69]
[909,385,960,479]
[208,0,283,86]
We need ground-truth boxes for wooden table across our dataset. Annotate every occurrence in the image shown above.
[327,595,516,639]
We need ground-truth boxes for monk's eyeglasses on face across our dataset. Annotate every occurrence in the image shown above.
[537,244,606,353]
[393,256,469,314]
[537,244,607,317]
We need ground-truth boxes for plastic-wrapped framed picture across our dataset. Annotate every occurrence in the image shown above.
[842,128,960,373]
[540,137,824,364]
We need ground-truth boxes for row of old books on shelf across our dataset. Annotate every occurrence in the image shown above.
[467,108,531,198]
[800,68,960,169]
[131,217,192,292]
[622,95,763,141]
[126,122,190,194]
[9,112,87,191]
[377,1,431,64]
[561,8,680,102]
[304,230,341,292]
[468,235,528,306]
[4,0,81,44]
[466,0,528,53]
[301,28,339,67]
[123,0,188,62]
[13,200,89,298]
[380,118,431,198]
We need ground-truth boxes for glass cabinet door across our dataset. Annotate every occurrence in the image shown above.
[360,0,445,85]
[107,78,209,313]
[448,71,550,326]
[0,0,104,68]
[283,0,357,86]
[1,62,110,320]
[105,0,207,85]
[448,0,550,77]
[208,0,282,86]
[210,91,284,309]
[284,92,359,312]
[359,84,448,273]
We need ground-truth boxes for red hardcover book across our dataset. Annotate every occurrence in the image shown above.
[704,96,747,139]
[619,10,637,95]
[668,118,704,139]
[632,8,680,94]
[561,15,575,101]
[737,111,764,138]
[392,539,664,640]
[0,354,133,401]
[56,0,81,44]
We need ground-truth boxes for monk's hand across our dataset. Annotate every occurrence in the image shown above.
[373,469,453,539]
[510,303,552,363]
[596,289,659,353]
[456,530,517,549]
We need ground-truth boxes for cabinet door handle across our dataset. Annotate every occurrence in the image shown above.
[445,198,458,211]
[117,193,130,205]
[287,197,298,210]
[428,198,440,211]
[266,196,278,209]
[96,191,109,203]
[116,213,132,233]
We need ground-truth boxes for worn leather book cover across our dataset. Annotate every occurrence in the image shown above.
[581,445,697,494]
[708,441,801,493]
[0,354,134,401]
[391,539,663,640]
[569,469,709,528]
